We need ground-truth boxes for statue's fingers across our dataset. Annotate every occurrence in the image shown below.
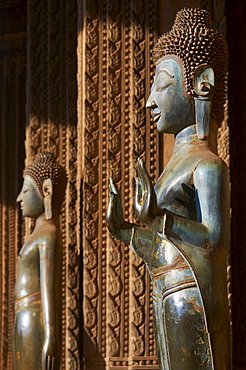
[136,159,148,197]
[109,179,123,214]
[46,356,58,370]
[107,189,118,217]
[107,186,124,225]
[134,178,142,216]
[135,177,142,203]
[46,356,52,370]
[52,356,58,370]
[136,157,153,193]
[136,157,145,180]
[108,178,118,195]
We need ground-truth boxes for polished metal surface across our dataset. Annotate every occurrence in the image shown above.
[107,55,230,369]
[14,153,66,370]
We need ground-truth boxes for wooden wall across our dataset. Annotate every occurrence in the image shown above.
[1,0,245,369]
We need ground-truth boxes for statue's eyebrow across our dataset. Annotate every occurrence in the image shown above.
[157,69,175,78]
[23,181,32,189]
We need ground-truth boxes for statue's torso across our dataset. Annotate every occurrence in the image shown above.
[150,142,216,289]
[14,221,60,301]
[14,230,44,370]
[147,143,221,369]
[155,141,214,218]
[13,222,60,370]
[14,233,41,301]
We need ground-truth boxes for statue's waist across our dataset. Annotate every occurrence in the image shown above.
[150,253,190,277]
[14,291,41,312]
[150,255,192,278]
[151,265,196,299]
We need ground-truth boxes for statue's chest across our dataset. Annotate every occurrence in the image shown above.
[19,237,40,267]
[150,152,203,271]
[155,154,201,220]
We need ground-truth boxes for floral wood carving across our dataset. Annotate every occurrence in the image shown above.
[80,0,158,368]
[25,1,79,369]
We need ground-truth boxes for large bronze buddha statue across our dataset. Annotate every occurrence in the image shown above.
[107,8,230,369]
[14,152,67,370]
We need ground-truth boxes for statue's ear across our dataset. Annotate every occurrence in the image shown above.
[43,178,53,220]
[193,64,214,98]
[193,65,215,139]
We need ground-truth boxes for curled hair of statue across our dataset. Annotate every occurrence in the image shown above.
[24,152,67,213]
[153,8,228,126]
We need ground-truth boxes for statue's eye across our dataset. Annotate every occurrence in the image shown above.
[156,83,172,92]
[23,186,30,194]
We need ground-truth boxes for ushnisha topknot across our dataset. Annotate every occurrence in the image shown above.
[24,152,67,212]
[153,8,228,126]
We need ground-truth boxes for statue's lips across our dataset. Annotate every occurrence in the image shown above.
[151,110,161,122]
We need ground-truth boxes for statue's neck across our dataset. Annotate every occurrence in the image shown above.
[173,124,218,155]
[34,212,60,228]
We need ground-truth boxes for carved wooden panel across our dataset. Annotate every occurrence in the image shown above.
[25,1,80,369]
[1,1,238,370]
[78,0,159,368]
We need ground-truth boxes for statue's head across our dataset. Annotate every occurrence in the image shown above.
[146,8,228,138]
[17,152,67,219]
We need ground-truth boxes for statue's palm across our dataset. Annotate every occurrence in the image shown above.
[135,158,164,228]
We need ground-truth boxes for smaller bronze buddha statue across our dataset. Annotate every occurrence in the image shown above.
[14,152,67,370]
[107,8,230,369]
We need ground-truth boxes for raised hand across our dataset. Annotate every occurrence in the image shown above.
[135,158,164,231]
[106,178,133,244]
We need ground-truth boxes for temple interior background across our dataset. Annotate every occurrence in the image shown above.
[0,0,246,369]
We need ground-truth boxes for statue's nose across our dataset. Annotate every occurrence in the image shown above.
[146,94,155,108]
[146,96,158,110]
[16,191,22,203]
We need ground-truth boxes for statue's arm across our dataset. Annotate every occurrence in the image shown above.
[107,178,153,264]
[163,158,230,249]
[106,178,134,244]
[129,226,154,264]
[134,158,164,229]
[39,235,59,370]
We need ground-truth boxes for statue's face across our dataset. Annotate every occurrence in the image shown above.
[146,58,195,134]
[17,175,44,218]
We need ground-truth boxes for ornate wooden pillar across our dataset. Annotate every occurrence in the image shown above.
[78,0,159,368]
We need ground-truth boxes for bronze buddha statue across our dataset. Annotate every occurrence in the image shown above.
[107,8,230,369]
[14,152,67,370]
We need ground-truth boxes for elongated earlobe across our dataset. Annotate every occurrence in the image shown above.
[194,99,212,139]
[193,65,214,140]
[43,178,53,220]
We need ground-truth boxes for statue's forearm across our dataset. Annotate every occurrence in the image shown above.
[107,222,133,244]
[129,226,154,265]
[162,209,227,250]
[40,257,56,330]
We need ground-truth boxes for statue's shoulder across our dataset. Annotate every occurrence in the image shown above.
[195,150,228,170]
[34,221,57,247]
[194,150,229,182]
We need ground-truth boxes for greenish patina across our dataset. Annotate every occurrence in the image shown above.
[14,152,67,370]
[107,8,230,369]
